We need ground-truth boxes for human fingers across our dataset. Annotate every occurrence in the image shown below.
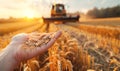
[36,30,62,50]
[43,30,62,49]
[25,31,62,59]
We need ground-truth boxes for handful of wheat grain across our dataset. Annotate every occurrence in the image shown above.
[25,33,55,48]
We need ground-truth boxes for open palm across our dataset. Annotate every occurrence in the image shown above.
[0,31,62,71]
[12,31,61,63]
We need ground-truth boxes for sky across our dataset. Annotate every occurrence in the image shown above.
[0,0,120,18]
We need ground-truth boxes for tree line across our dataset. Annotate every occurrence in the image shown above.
[86,5,120,18]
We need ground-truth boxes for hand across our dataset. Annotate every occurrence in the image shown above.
[0,31,62,71]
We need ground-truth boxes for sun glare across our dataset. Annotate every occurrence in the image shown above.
[23,9,35,18]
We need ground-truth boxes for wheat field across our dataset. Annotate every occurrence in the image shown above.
[0,18,120,71]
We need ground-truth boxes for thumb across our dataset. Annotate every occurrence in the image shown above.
[11,33,29,44]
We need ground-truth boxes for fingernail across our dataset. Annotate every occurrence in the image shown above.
[57,30,62,35]
[54,30,62,39]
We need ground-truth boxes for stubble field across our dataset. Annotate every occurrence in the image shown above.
[0,18,120,71]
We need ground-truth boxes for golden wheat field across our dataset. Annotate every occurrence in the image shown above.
[0,18,120,71]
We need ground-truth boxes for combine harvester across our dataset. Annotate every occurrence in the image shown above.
[42,3,80,23]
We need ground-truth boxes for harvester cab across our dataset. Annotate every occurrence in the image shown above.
[43,3,80,23]
[51,4,66,17]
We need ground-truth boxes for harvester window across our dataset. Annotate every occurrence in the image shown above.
[58,6,63,11]
[55,6,64,13]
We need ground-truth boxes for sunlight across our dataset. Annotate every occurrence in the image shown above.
[23,9,35,18]
[81,9,88,14]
